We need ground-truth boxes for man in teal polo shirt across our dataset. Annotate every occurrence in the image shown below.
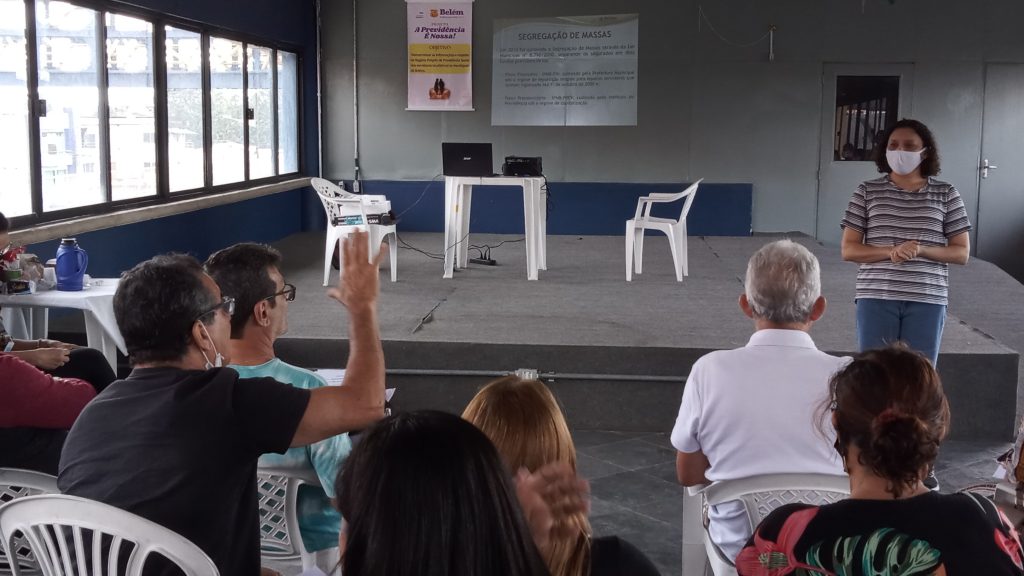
[206,242,354,571]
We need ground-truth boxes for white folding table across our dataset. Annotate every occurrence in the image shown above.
[0,278,125,371]
[443,176,548,280]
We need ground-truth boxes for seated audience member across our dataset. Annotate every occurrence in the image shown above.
[0,354,96,474]
[671,239,848,561]
[463,376,661,576]
[205,243,350,569]
[737,346,1024,575]
[58,231,386,576]
[0,212,116,390]
[335,409,589,576]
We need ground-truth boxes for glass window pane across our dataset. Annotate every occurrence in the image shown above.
[834,76,900,162]
[210,36,243,185]
[166,26,204,192]
[107,13,156,201]
[277,50,298,174]
[0,0,31,216]
[36,0,103,212]
[247,45,273,179]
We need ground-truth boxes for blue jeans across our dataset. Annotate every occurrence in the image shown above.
[855,298,946,366]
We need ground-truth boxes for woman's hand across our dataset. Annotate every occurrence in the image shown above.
[18,347,70,370]
[890,240,920,263]
[515,463,590,555]
[40,339,78,350]
[841,228,894,264]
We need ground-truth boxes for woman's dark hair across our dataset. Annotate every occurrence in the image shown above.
[204,243,281,339]
[873,118,942,177]
[822,344,950,498]
[114,254,219,365]
[335,410,550,576]
[0,212,9,234]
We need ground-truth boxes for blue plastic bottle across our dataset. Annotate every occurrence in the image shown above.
[55,238,89,291]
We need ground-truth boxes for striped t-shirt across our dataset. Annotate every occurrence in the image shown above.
[841,176,971,306]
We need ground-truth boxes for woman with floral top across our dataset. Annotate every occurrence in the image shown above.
[737,345,1023,576]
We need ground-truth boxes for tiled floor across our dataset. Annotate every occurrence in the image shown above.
[576,430,685,576]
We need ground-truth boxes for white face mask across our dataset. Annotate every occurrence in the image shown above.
[886,148,926,176]
[198,323,224,369]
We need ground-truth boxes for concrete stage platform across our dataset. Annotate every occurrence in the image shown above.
[272,231,1021,441]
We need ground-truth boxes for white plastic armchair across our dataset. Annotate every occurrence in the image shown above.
[257,466,333,572]
[681,473,850,576]
[0,469,59,575]
[0,494,219,576]
[626,179,702,281]
[310,177,398,285]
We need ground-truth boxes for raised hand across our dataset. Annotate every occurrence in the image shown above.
[326,230,387,314]
[514,462,591,555]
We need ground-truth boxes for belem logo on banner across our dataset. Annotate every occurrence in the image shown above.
[429,8,464,17]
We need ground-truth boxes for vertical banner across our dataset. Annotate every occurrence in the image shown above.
[492,14,638,126]
[406,0,474,111]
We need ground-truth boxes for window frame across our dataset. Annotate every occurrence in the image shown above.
[10,0,304,228]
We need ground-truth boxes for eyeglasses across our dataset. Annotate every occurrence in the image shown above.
[264,283,296,302]
[195,296,235,322]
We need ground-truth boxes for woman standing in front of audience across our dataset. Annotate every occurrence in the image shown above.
[735,346,1023,575]
[840,119,971,367]
[463,376,661,576]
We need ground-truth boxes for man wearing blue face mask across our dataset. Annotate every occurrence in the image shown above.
[58,231,387,576]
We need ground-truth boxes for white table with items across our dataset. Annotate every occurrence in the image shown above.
[443,176,548,281]
[0,278,125,371]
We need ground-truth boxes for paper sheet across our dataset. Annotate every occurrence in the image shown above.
[316,368,395,401]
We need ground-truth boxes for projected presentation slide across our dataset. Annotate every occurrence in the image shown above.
[492,14,638,126]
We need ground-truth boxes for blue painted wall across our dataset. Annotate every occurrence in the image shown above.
[25,190,308,277]
[353,180,752,236]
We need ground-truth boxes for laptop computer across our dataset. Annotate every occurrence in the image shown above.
[442,142,494,177]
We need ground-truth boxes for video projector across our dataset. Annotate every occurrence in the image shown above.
[502,156,543,177]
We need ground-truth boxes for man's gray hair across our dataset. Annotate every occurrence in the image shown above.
[745,239,821,324]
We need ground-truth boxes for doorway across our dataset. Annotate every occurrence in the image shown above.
[977,63,1024,283]
[816,63,914,244]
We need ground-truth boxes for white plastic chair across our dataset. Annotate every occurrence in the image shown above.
[0,469,59,575]
[257,467,335,572]
[0,494,219,576]
[626,179,702,281]
[310,177,397,285]
[681,473,850,576]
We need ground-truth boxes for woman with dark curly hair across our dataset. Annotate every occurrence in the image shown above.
[840,119,971,367]
[735,345,1023,575]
